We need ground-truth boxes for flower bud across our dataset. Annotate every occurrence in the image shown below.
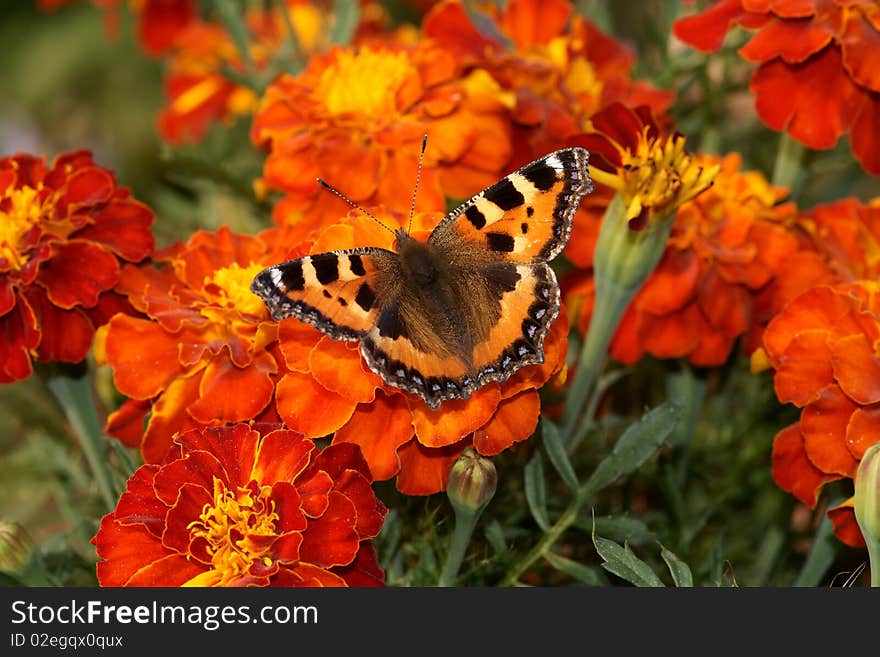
[855,442,880,551]
[447,447,497,515]
[0,520,34,572]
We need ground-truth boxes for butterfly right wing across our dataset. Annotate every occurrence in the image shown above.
[250,248,397,341]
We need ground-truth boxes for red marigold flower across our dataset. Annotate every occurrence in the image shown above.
[674,0,880,174]
[0,150,154,383]
[423,0,674,163]
[251,39,513,234]
[759,281,880,547]
[270,211,569,495]
[566,149,812,366]
[96,225,293,462]
[92,423,386,586]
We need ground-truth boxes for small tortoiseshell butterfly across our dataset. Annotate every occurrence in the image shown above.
[251,147,595,409]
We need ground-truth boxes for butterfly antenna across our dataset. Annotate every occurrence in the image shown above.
[315,178,396,237]
[407,134,428,235]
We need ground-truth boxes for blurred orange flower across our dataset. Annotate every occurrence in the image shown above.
[92,423,386,586]
[761,282,880,547]
[158,1,348,144]
[269,211,569,495]
[251,39,513,235]
[96,225,292,463]
[0,150,154,383]
[423,0,673,163]
[674,0,880,174]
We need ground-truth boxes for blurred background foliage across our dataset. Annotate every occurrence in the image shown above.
[0,0,876,586]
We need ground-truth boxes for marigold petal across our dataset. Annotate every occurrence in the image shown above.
[640,302,704,358]
[175,424,259,489]
[332,470,386,539]
[332,543,384,587]
[739,17,832,63]
[309,338,379,404]
[473,390,541,456]
[105,398,151,448]
[59,166,114,210]
[771,422,838,507]
[93,516,176,587]
[0,296,39,383]
[295,469,333,519]
[298,491,359,568]
[24,290,93,363]
[161,481,216,556]
[845,406,880,460]
[278,321,323,373]
[333,391,413,480]
[841,10,880,91]
[501,0,572,48]
[269,481,308,534]
[773,331,834,406]
[639,249,701,314]
[76,198,155,262]
[829,332,880,404]
[187,354,276,424]
[104,314,184,400]
[253,428,314,487]
[751,48,858,150]
[275,371,356,438]
[801,386,860,477]
[395,437,466,495]
[38,240,119,309]
[141,371,204,463]
[673,0,750,52]
[828,498,866,548]
[411,384,501,448]
[276,562,347,587]
[422,0,496,60]
[127,554,206,587]
[850,93,880,175]
[152,449,226,506]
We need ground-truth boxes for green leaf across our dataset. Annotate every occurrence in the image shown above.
[660,544,693,587]
[542,419,578,491]
[484,520,508,556]
[592,531,665,587]
[524,453,550,531]
[585,401,681,494]
[330,0,360,45]
[580,514,656,545]
[544,552,606,586]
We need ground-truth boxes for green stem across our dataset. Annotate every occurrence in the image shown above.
[438,507,480,587]
[501,475,597,586]
[793,515,837,587]
[46,375,118,512]
[771,132,805,190]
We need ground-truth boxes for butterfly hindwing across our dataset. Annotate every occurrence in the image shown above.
[251,248,396,340]
[429,147,594,263]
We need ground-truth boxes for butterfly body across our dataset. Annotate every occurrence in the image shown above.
[252,147,594,409]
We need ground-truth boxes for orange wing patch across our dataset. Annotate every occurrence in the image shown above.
[431,147,593,263]
[250,248,394,340]
[359,263,560,409]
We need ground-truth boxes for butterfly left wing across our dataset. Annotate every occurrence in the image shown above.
[429,147,594,263]
[250,248,396,341]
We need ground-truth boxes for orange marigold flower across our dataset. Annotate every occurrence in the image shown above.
[565,150,802,366]
[0,150,154,383]
[423,0,674,162]
[96,225,293,463]
[251,40,513,234]
[674,0,880,174]
[158,1,350,144]
[270,211,569,495]
[92,423,386,586]
[760,281,880,547]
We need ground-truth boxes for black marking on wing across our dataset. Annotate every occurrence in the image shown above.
[522,160,559,191]
[465,205,486,229]
[487,232,515,253]
[355,282,376,312]
[484,177,525,210]
[312,254,339,284]
[279,261,305,292]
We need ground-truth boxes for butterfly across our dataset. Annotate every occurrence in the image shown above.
[251,147,594,409]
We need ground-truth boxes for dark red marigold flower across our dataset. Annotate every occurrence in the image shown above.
[0,150,154,383]
[92,423,387,586]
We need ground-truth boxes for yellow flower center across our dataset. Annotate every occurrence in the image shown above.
[316,48,416,120]
[0,185,44,270]
[598,128,720,227]
[204,261,268,317]
[187,478,280,587]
